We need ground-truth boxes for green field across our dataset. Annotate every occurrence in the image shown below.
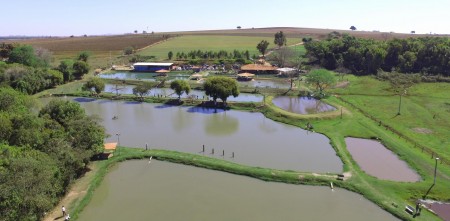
[138,35,303,60]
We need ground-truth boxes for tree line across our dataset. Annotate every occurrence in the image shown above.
[172,49,252,61]
[0,43,91,95]
[0,88,105,221]
[304,33,450,77]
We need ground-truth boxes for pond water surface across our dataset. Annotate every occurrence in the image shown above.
[345,137,420,182]
[100,72,291,89]
[52,97,343,173]
[99,72,191,80]
[103,84,263,102]
[272,96,336,114]
[78,160,399,221]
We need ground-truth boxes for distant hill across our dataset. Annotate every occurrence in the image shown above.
[164,27,449,40]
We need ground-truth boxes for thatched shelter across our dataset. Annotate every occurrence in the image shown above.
[240,64,277,74]
[237,72,255,81]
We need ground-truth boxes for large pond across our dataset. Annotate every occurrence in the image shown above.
[103,84,263,103]
[345,137,420,182]
[272,96,337,114]
[239,79,290,89]
[99,72,190,81]
[78,160,399,221]
[99,72,291,89]
[47,97,342,173]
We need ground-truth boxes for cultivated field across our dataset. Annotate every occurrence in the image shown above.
[137,35,303,60]
[164,27,446,40]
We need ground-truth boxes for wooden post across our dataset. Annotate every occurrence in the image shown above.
[202,145,205,152]
[212,148,214,155]
[222,150,224,156]
[232,152,234,158]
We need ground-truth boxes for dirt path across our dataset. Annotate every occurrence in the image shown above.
[43,163,98,221]
[264,42,304,57]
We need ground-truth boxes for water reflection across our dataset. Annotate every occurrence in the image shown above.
[103,84,263,102]
[272,96,336,114]
[78,160,399,221]
[204,112,239,136]
[41,97,343,172]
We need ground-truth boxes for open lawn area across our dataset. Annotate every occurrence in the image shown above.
[138,35,303,60]
[331,76,450,161]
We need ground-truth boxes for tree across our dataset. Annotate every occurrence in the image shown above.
[123,47,134,55]
[46,69,64,86]
[268,47,295,67]
[132,82,155,101]
[203,76,239,106]
[134,30,138,34]
[58,60,74,82]
[83,77,105,95]
[168,51,173,60]
[77,51,91,62]
[72,61,89,79]
[39,99,85,127]
[350,26,357,31]
[377,71,420,115]
[257,40,270,58]
[411,31,415,34]
[33,47,53,67]
[274,31,287,48]
[305,69,336,95]
[8,45,37,67]
[0,42,15,59]
[170,80,190,101]
[237,26,242,29]
[0,145,62,221]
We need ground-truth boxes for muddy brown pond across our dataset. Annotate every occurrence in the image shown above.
[77,160,399,221]
[345,137,420,182]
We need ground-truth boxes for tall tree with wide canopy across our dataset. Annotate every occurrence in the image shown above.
[305,69,336,94]
[274,31,287,48]
[72,61,89,79]
[132,82,156,101]
[170,80,190,101]
[83,77,105,95]
[257,40,270,58]
[203,76,239,106]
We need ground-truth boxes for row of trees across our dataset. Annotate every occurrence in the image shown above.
[0,44,91,94]
[304,34,450,76]
[0,88,105,221]
[171,49,252,61]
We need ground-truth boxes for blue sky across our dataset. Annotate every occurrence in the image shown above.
[2,0,450,36]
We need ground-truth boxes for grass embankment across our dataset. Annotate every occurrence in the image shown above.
[261,94,449,221]
[138,35,302,60]
[69,148,347,220]
[260,75,450,220]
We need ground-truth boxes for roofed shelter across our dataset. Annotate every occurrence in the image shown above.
[240,64,277,75]
[100,142,117,159]
[237,72,255,81]
[155,69,170,76]
[133,62,173,72]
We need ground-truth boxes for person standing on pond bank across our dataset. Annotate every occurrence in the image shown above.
[62,206,66,216]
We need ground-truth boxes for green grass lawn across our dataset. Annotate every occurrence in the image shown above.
[331,77,450,162]
[138,35,302,60]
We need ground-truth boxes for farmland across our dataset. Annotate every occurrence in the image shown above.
[137,35,302,60]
